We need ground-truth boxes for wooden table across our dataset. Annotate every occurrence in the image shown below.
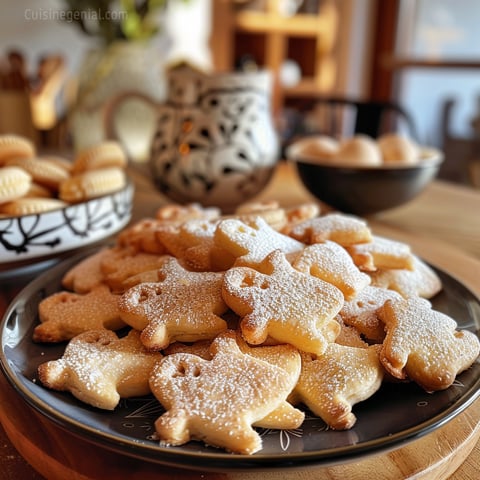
[1,162,479,479]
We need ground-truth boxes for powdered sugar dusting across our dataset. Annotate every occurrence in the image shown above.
[223,250,343,354]
[215,216,304,267]
[118,257,228,349]
[150,332,296,454]
[378,297,480,390]
[290,213,372,246]
[292,241,371,300]
[38,329,160,410]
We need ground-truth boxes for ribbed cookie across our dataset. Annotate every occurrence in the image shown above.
[0,166,32,203]
[5,156,70,191]
[24,182,53,199]
[0,134,35,165]
[59,167,126,202]
[72,141,127,173]
[0,197,67,216]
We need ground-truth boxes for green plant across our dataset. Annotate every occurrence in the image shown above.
[62,0,187,45]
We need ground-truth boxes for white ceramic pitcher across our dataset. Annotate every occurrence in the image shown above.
[107,68,279,211]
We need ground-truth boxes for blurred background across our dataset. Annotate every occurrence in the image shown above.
[1,0,480,187]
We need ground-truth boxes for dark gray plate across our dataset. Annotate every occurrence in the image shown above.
[1,252,479,472]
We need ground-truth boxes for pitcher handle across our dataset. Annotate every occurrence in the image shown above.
[103,91,162,141]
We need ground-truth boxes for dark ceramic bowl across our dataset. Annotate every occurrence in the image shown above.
[286,143,444,215]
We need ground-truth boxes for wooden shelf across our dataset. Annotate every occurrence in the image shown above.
[235,11,330,37]
[211,0,339,113]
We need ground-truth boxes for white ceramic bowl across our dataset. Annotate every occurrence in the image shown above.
[0,182,134,271]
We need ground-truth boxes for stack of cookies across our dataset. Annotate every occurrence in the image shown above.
[0,134,127,216]
[34,201,480,454]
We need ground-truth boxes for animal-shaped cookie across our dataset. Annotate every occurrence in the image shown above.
[157,218,234,271]
[38,329,161,409]
[234,200,288,231]
[346,235,414,271]
[182,218,235,271]
[62,247,117,293]
[339,285,403,342]
[378,297,480,391]
[280,202,321,235]
[99,246,168,293]
[33,285,125,343]
[163,332,304,430]
[292,241,371,300]
[234,333,304,429]
[117,202,220,255]
[214,216,304,267]
[290,345,383,430]
[118,256,228,350]
[155,202,220,223]
[222,249,343,355]
[150,331,301,454]
[369,255,442,299]
[116,218,169,254]
[334,317,369,348]
[289,212,372,246]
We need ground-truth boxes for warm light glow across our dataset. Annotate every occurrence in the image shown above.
[178,143,190,155]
